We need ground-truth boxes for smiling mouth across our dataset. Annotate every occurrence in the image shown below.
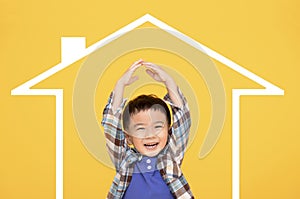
[144,142,159,150]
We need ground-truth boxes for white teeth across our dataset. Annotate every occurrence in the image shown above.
[144,143,158,149]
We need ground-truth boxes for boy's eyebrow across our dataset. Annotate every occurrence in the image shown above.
[133,123,146,128]
[133,121,164,127]
[153,121,164,124]
[133,120,165,127]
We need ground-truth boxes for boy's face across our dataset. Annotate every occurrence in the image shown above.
[126,109,169,157]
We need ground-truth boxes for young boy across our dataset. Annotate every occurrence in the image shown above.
[101,60,194,198]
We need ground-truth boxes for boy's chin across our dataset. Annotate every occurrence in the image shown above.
[141,150,160,157]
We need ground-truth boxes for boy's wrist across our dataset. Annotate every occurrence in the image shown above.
[164,78,177,92]
[114,79,126,92]
[116,79,125,87]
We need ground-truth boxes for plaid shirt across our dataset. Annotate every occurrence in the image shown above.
[101,87,194,199]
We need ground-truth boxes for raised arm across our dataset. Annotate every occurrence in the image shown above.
[101,59,143,170]
[142,62,191,162]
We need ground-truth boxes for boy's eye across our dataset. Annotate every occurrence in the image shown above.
[136,127,146,132]
[154,125,163,129]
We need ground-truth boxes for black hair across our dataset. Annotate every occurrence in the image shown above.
[122,94,171,131]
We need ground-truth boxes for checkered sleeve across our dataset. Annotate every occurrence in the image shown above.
[164,87,191,163]
[101,91,128,171]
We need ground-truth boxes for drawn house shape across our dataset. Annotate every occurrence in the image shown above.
[11,14,284,199]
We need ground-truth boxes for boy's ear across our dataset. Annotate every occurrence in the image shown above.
[124,131,133,146]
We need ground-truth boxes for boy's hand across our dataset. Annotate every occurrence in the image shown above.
[118,59,143,87]
[143,62,169,83]
[143,61,183,108]
[112,59,143,112]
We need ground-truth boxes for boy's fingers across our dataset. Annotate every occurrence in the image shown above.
[132,59,144,67]
[144,64,156,71]
[134,59,143,64]
[143,63,163,72]
[142,62,155,66]
[145,69,155,76]
[127,76,139,85]
[129,63,142,71]
[146,69,162,81]
[142,62,160,67]
[130,62,140,69]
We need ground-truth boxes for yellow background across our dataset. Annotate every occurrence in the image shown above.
[1,0,300,199]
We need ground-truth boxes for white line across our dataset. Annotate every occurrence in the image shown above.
[56,90,64,199]
[11,89,64,199]
[232,90,241,199]
[231,88,284,199]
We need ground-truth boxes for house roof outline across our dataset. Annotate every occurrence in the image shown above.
[11,13,284,199]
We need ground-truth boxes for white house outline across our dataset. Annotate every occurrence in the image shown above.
[11,14,284,199]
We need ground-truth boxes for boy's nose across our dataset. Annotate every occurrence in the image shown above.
[144,132,156,139]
